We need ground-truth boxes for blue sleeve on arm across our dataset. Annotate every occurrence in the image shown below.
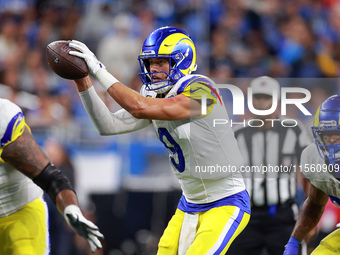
[283,237,300,255]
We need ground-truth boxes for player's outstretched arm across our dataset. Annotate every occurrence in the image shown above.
[2,127,104,252]
[283,184,328,255]
[73,76,151,135]
[69,40,202,120]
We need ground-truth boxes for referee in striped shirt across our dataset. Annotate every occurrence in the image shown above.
[228,76,311,255]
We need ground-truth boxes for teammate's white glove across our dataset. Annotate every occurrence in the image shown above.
[337,223,340,228]
[64,205,104,253]
[69,40,119,90]
[69,40,105,75]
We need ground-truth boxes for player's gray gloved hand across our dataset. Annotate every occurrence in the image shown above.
[64,205,104,253]
[68,40,105,75]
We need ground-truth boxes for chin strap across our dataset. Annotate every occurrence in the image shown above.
[328,145,340,165]
[329,147,335,165]
[151,81,172,94]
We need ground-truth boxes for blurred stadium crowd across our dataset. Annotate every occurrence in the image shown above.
[1,0,340,142]
[1,0,340,254]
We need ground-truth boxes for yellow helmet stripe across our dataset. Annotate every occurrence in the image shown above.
[158,33,196,74]
[314,106,321,126]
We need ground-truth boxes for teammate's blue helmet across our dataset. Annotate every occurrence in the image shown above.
[312,95,340,164]
[138,26,197,94]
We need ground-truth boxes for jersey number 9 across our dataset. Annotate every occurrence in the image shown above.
[158,128,185,173]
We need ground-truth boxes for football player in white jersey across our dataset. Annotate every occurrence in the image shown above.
[283,95,340,255]
[68,26,250,254]
[0,98,103,254]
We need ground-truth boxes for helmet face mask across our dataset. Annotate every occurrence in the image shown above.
[313,127,340,163]
[138,54,177,94]
[312,95,340,164]
[138,26,197,94]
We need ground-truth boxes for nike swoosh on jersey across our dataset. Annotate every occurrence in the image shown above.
[189,87,203,93]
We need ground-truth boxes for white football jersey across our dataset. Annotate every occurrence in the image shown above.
[0,98,43,218]
[301,143,340,206]
[141,75,246,204]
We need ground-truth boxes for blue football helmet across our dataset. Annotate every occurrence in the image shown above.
[138,26,197,94]
[312,95,340,164]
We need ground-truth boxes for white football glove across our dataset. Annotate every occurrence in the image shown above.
[64,205,104,253]
[68,40,105,75]
[69,40,119,90]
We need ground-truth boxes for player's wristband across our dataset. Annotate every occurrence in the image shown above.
[288,236,300,245]
[95,68,119,91]
[283,237,300,255]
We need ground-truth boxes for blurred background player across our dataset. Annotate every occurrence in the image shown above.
[228,76,311,255]
[284,95,340,255]
[68,26,251,254]
[0,97,103,254]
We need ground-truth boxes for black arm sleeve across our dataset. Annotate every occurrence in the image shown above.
[33,163,75,204]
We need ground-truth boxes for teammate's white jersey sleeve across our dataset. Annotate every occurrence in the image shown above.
[0,98,43,218]
[301,143,340,205]
[143,75,246,204]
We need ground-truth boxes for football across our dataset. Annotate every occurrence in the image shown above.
[46,40,89,80]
